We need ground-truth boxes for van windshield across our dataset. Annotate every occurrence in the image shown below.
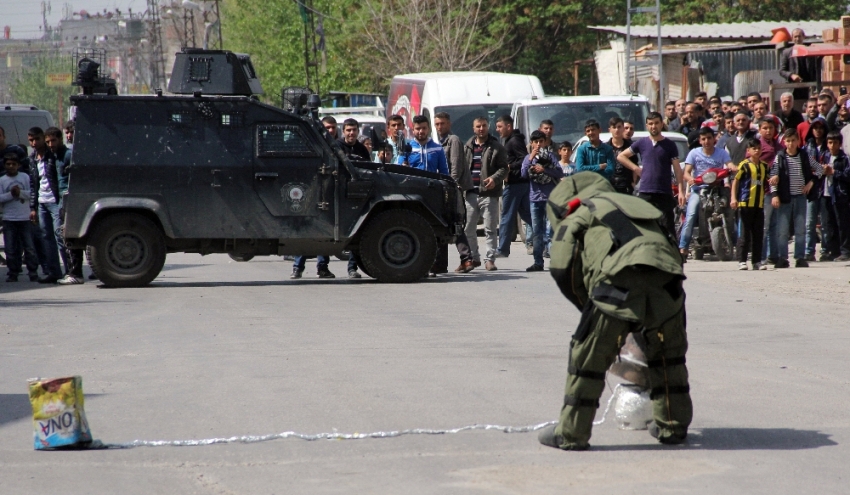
[434,104,514,143]
[525,101,649,146]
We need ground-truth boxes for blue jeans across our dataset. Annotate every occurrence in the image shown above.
[678,190,702,249]
[775,195,807,261]
[530,201,552,267]
[38,202,64,278]
[806,196,838,256]
[3,220,39,277]
[293,255,329,271]
[762,194,779,261]
[347,252,359,273]
[497,183,532,255]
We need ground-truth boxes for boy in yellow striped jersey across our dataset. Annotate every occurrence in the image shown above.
[731,138,770,270]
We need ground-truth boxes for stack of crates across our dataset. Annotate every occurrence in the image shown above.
[822,17,850,84]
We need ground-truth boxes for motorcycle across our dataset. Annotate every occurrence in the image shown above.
[682,167,736,261]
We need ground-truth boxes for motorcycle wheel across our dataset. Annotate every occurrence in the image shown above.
[710,226,732,261]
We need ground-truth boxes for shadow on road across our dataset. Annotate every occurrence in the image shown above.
[594,428,837,451]
[143,272,526,288]
[0,393,105,427]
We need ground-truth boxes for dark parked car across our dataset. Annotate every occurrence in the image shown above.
[63,49,465,287]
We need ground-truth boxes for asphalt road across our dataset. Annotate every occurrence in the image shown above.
[1,247,848,494]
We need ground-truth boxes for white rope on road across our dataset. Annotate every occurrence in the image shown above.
[103,389,623,449]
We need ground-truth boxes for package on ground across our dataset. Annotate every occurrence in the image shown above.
[28,376,92,450]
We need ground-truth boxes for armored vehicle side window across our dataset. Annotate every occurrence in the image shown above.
[257,125,316,157]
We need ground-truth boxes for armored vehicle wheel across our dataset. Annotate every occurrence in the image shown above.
[358,210,437,283]
[228,253,254,262]
[87,213,166,287]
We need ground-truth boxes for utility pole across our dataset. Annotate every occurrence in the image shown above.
[297,0,320,94]
[146,0,167,91]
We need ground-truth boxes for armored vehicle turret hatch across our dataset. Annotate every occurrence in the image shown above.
[62,49,465,287]
[167,48,264,96]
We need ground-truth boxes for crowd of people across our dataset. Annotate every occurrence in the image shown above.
[1,122,84,284]
[4,78,850,283]
[324,82,850,276]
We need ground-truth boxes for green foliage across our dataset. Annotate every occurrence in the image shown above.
[222,0,849,99]
[221,0,372,102]
[9,55,74,124]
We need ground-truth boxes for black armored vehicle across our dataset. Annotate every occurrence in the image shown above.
[63,49,465,287]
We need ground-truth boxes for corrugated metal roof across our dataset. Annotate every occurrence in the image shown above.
[589,20,841,39]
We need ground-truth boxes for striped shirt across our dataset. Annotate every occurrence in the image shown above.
[771,152,807,196]
[734,159,769,208]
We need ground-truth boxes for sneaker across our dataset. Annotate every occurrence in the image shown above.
[754,262,767,271]
[58,274,84,285]
[317,268,336,279]
[795,258,809,268]
[526,264,544,272]
[804,254,816,262]
[348,270,362,279]
[484,260,497,271]
[738,262,748,270]
[820,253,836,262]
[835,255,850,262]
[774,259,790,269]
[37,276,59,284]
[454,260,475,273]
[472,260,482,268]
[28,273,39,282]
[526,245,534,255]
[766,257,777,265]
[5,275,18,282]
[290,268,303,279]
[427,271,437,277]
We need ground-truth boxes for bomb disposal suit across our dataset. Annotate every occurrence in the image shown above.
[539,172,692,450]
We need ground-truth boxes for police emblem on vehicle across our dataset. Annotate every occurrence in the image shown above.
[281,183,309,212]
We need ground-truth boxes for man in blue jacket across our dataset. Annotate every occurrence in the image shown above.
[575,119,615,181]
[398,115,449,175]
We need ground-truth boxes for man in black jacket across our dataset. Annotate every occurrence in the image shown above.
[679,103,705,149]
[495,115,532,257]
[779,29,820,101]
[27,127,64,283]
[725,112,758,165]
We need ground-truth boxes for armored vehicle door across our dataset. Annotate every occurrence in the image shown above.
[251,122,337,239]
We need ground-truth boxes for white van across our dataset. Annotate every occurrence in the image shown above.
[386,72,544,144]
[0,105,55,148]
[511,95,650,147]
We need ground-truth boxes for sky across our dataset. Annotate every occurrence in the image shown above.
[2,0,141,39]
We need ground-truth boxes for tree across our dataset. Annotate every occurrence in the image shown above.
[350,0,511,79]
[9,55,74,125]
[221,0,372,101]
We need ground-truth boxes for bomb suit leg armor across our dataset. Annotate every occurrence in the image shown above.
[541,172,692,450]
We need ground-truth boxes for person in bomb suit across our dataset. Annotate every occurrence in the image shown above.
[537,172,692,450]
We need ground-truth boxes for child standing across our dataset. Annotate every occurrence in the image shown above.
[558,141,575,177]
[0,153,39,282]
[731,139,770,270]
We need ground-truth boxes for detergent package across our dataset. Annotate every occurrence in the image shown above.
[28,376,92,450]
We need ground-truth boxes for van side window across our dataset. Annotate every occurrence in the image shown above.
[256,125,317,157]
